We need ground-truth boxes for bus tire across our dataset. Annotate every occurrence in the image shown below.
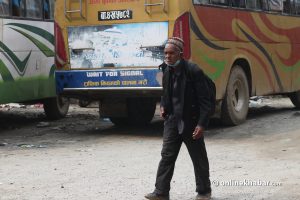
[289,91,300,109]
[221,65,249,126]
[43,96,70,120]
[109,97,156,126]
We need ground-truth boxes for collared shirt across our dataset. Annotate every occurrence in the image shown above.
[169,64,184,134]
[170,65,182,118]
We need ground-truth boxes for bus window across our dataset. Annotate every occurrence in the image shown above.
[211,0,229,6]
[289,0,296,14]
[231,0,246,8]
[12,0,25,17]
[0,0,9,16]
[283,0,292,13]
[44,0,54,20]
[26,0,42,19]
[193,0,210,4]
[295,0,300,14]
[246,0,268,10]
[259,0,269,10]
[246,0,256,9]
[269,0,283,11]
[281,0,300,14]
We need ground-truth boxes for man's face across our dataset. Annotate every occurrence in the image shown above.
[164,44,182,65]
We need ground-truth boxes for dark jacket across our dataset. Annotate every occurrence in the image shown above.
[161,59,212,129]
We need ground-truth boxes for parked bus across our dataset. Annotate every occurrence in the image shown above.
[55,0,300,126]
[0,0,69,119]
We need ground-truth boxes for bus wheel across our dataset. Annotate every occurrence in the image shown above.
[43,96,70,120]
[109,97,157,126]
[289,91,300,109]
[221,66,249,126]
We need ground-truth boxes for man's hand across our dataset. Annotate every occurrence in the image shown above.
[192,125,204,140]
[160,106,167,119]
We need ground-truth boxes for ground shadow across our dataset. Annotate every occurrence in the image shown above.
[206,106,300,140]
[208,106,297,128]
[1,104,300,144]
[0,110,46,130]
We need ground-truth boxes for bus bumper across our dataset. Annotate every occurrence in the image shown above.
[55,68,163,98]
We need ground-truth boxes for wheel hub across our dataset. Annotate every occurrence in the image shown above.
[232,80,245,112]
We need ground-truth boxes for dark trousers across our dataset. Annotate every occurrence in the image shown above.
[154,116,211,195]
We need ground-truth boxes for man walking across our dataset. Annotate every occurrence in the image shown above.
[145,37,212,200]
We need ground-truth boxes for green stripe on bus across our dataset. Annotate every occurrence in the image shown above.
[200,51,226,80]
[6,23,54,44]
[49,64,55,77]
[280,61,300,72]
[10,28,54,57]
[0,41,31,75]
[0,60,14,82]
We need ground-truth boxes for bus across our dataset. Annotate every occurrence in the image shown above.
[55,0,300,126]
[0,0,69,119]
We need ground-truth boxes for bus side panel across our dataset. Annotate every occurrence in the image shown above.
[236,11,281,95]
[190,31,227,100]
[264,15,300,93]
[236,11,300,94]
[190,6,236,100]
[191,5,300,98]
[0,19,56,104]
[292,44,300,91]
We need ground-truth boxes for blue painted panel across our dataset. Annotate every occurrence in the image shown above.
[56,68,163,93]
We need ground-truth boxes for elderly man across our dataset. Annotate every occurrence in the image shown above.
[145,37,212,200]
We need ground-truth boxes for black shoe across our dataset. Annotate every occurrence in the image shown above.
[145,192,170,200]
[195,191,211,200]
